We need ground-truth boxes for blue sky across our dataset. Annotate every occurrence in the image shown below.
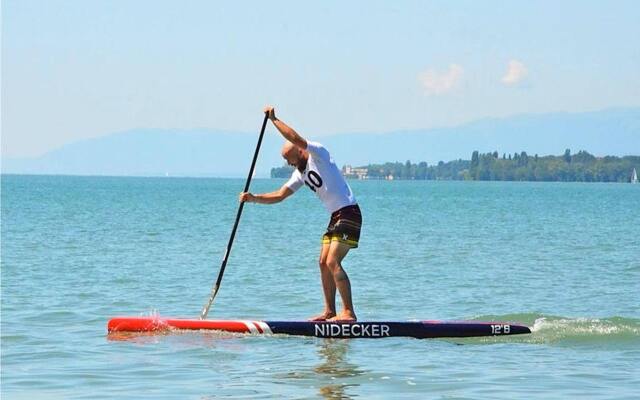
[2,0,639,158]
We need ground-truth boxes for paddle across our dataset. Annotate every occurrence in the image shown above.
[199,111,269,320]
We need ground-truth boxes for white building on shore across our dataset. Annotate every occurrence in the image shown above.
[342,165,369,180]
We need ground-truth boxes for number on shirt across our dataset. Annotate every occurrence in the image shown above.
[305,171,323,192]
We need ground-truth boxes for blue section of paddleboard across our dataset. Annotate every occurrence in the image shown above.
[264,320,531,339]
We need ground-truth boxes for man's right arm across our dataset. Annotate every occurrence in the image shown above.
[265,106,308,150]
[239,185,294,205]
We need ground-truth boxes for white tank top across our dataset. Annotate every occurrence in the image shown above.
[284,141,357,213]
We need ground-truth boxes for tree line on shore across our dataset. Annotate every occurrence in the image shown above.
[271,149,640,182]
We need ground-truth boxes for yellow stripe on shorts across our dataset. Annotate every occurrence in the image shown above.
[321,233,358,247]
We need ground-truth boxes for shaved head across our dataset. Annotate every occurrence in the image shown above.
[281,142,296,157]
[281,142,308,171]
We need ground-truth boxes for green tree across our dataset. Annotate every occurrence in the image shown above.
[416,161,428,180]
[573,150,596,163]
[471,151,479,168]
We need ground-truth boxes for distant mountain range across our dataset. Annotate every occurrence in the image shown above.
[3,108,639,177]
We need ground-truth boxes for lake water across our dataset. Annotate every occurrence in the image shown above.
[2,175,639,399]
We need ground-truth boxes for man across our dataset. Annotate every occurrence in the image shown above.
[239,106,362,321]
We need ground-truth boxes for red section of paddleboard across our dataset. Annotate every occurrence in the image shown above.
[107,316,251,333]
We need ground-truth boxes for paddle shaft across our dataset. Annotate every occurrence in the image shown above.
[200,112,269,319]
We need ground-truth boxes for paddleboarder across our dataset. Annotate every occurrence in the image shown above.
[239,106,362,321]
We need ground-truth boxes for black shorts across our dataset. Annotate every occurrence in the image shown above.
[321,204,362,248]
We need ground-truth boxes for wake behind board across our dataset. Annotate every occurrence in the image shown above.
[107,316,531,339]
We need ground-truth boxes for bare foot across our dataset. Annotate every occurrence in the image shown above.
[328,311,357,322]
[308,311,336,321]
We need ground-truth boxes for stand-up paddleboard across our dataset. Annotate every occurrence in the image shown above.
[107,316,530,339]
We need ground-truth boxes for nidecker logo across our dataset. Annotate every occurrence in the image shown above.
[315,323,391,338]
